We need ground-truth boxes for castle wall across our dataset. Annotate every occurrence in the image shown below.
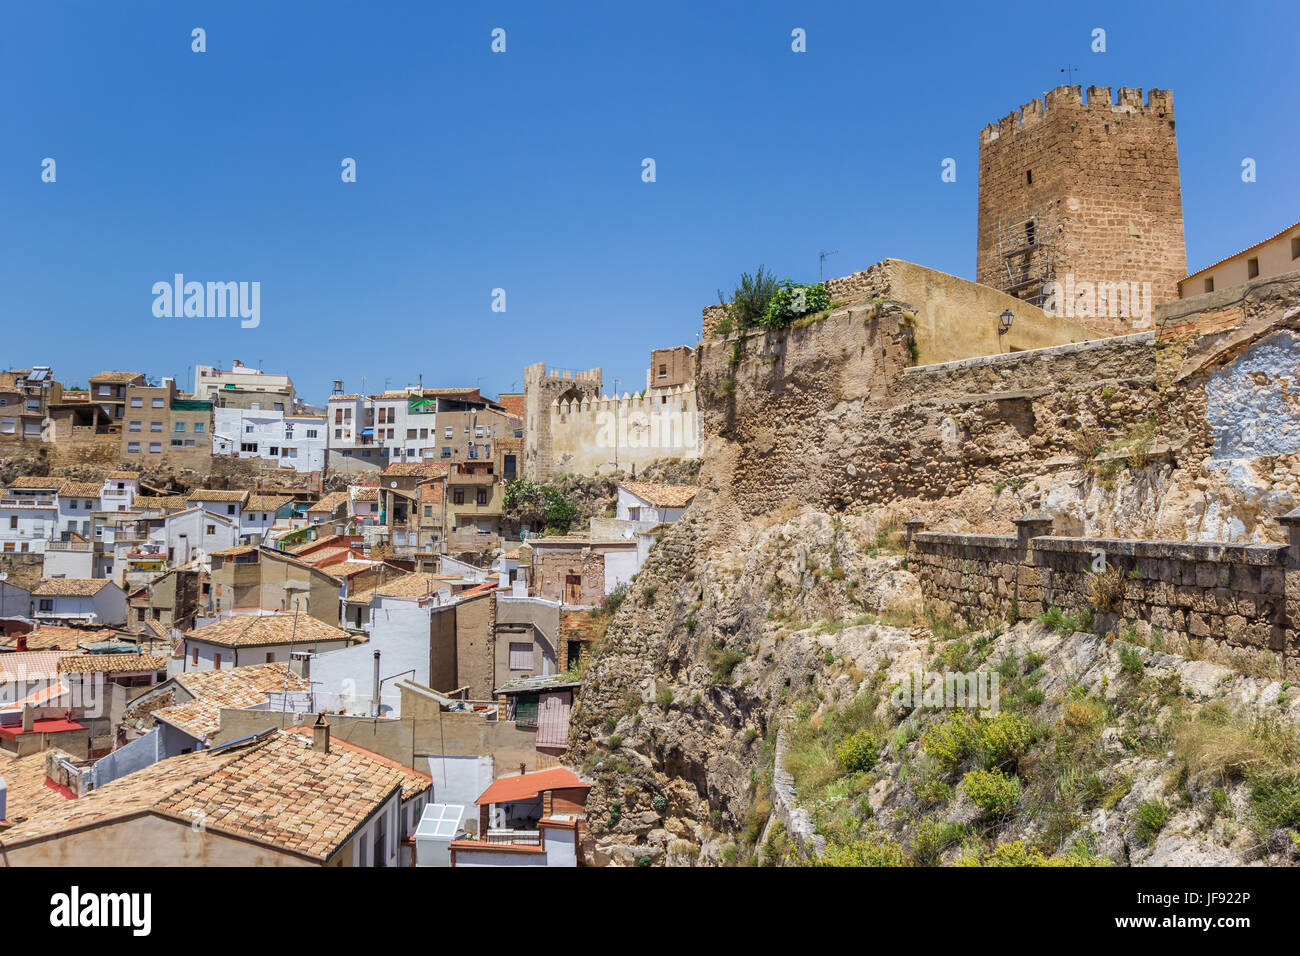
[977,86,1186,332]
[522,362,602,480]
[546,385,698,477]
[907,523,1296,678]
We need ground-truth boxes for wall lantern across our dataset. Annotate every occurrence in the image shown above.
[998,309,1015,335]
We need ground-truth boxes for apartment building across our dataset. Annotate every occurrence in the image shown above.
[212,405,326,473]
[119,378,213,467]
[328,387,509,467]
[87,371,146,429]
[192,360,295,405]
[0,367,60,443]
[445,459,506,553]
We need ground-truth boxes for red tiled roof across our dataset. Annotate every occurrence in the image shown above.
[475,768,589,806]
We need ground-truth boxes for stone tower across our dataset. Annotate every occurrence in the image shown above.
[522,362,603,480]
[976,85,1186,334]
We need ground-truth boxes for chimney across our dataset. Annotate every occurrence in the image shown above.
[15,633,27,653]
[372,651,381,718]
[312,712,330,754]
[21,705,34,733]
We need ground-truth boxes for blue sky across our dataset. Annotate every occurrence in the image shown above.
[2,0,1297,404]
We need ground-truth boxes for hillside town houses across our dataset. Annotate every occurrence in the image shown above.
[0,351,698,865]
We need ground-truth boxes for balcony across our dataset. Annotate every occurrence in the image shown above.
[481,828,542,846]
[0,496,56,509]
[46,541,93,552]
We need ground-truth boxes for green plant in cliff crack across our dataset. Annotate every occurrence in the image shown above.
[707,642,745,683]
[719,377,736,398]
[717,265,780,329]
[908,819,969,866]
[1118,642,1144,677]
[920,711,1036,774]
[729,340,743,368]
[1087,565,1127,614]
[642,584,657,605]
[760,279,832,329]
[598,581,629,618]
[1134,799,1170,844]
[835,730,879,773]
[1038,605,1091,636]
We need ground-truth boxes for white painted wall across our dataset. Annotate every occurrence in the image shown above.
[310,601,432,716]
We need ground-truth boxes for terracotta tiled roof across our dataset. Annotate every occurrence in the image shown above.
[89,371,145,384]
[32,578,112,597]
[2,626,117,651]
[210,545,257,557]
[105,471,139,480]
[0,751,77,824]
[0,731,412,861]
[620,481,697,509]
[0,651,73,682]
[150,663,309,741]
[57,480,103,498]
[132,494,188,513]
[186,489,249,504]
[246,494,294,512]
[284,725,432,800]
[11,476,65,489]
[475,768,590,806]
[351,487,378,502]
[56,653,167,675]
[367,571,458,600]
[306,491,349,515]
[327,394,361,401]
[184,614,349,648]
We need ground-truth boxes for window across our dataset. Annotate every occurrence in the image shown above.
[1025,220,1036,246]
[150,421,162,431]
[269,446,279,456]
[8,516,16,529]
[213,653,221,670]
[306,428,318,438]
[39,598,53,612]
[130,396,143,407]
[68,499,77,510]
[127,441,140,453]
[658,363,667,378]
[509,642,534,670]
[194,421,205,433]
[149,442,162,453]
[192,647,199,665]
[443,426,453,438]
[152,397,164,408]
[244,424,255,433]
[240,442,258,452]
[1026,169,1033,185]
[206,524,216,534]
[453,488,465,505]
[407,429,416,440]
[174,422,185,432]
[171,439,182,448]
[1292,237,1300,260]
[474,425,484,438]
[226,504,236,515]
[267,652,275,663]
[441,447,451,458]
[476,489,487,505]
[1204,277,1214,293]
[1247,257,1260,279]
[129,420,142,432]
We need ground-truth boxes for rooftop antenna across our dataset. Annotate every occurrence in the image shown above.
[1060,64,1078,83]
[819,249,840,282]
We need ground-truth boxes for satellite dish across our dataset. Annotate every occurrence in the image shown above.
[0,572,7,581]
[390,481,398,488]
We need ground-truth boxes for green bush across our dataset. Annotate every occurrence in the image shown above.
[1134,800,1170,843]
[835,730,879,773]
[818,827,907,867]
[717,266,780,329]
[920,711,1035,772]
[962,769,1021,818]
[760,280,832,328]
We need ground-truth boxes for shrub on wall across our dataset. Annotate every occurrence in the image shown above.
[761,280,832,328]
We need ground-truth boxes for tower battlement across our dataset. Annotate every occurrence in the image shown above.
[976,84,1185,333]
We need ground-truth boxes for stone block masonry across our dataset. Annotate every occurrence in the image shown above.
[977,86,1186,331]
[906,511,1300,678]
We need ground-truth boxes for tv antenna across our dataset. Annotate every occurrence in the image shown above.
[1060,64,1078,83]
[819,249,840,282]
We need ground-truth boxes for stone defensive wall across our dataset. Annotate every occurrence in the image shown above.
[906,513,1300,678]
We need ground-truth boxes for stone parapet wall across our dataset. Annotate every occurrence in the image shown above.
[907,518,1299,677]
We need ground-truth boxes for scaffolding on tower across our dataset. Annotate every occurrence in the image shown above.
[997,203,1055,307]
